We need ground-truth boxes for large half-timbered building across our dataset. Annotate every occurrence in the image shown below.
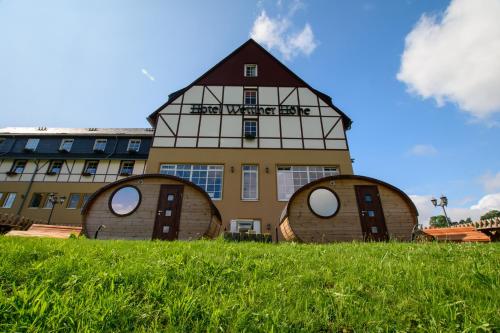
[0,39,416,241]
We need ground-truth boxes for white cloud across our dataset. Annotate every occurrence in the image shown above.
[479,171,500,193]
[397,0,500,119]
[410,193,500,225]
[407,144,438,156]
[250,10,317,60]
[141,68,155,81]
[471,193,500,210]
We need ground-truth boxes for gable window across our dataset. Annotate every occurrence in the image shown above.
[24,138,40,152]
[93,139,107,152]
[9,160,27,175]
[243,120,258,139]
[0,193,16,209]
[242,165,258,200]
[244,64,258,77]
[244,90,257,105]
[127,139,141,153]
[119,160,135,176]
[47,160,64,175]
[59,139,74,152]
[83,160,99,175]
[277,166,339,201]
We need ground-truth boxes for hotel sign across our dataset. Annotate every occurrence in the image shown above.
[190,104,311,116]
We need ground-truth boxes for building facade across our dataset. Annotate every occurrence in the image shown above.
[0,39,356,240]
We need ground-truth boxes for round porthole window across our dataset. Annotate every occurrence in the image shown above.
[109,186,141,216]
[308,187,340,218]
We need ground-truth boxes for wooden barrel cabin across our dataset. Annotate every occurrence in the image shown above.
[82,174,222,240]
[280,175,418,242]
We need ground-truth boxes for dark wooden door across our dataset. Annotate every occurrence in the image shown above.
[355,185,388,241]
[153,185,184,240]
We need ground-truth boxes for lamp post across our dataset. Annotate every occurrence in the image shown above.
[431,195,450,226]
[47,193,66,225]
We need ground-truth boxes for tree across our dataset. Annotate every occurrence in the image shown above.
[458,217,472,224]
[480,210,500,220]
[429,215,451,228]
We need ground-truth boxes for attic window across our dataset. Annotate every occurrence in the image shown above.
[244,64,258,77]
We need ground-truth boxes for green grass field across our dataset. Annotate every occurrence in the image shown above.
[0,237,498,332]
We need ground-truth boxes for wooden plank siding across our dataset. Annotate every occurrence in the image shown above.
[281,178,417,242]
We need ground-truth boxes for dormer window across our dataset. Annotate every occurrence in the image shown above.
[59,139,74,152]
[244,89,257,105]
[244,64,258,77]
[127,139,141,153]
[93,139,107,152]
[24,138,39,152]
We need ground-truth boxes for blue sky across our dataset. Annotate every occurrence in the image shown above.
[1,0,499,223]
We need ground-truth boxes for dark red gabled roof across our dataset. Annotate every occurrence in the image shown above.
[147,39,352,130]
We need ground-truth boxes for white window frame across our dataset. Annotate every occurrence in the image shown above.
[93,139,107,151]
[159,164,224,200]
[24,138,40,151]
[1,193,17,208]
[244,89,257,105]
[127,139,141,152]
[83,160,99,174]
[48,160,64,174]
[276,166,339,201]
[59,138,74,152]
[243,120,258,138]
[230,219,261,234]
[242,165,259,201]
[119,160,135,175]
[244,64,258,77]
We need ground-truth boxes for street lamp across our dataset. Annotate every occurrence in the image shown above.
[47,193,66,225]
[431,195,450,226]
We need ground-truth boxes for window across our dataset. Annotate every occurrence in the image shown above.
[59,139,74,152]
[93,139,107,152]
[242,165,258,200]
[67,193,81,209]
[66,193,91,209]
[159,164,224,200]
[48,160,64,174]
[29,193,44,208]
[277,166,339,201]
[127,139,141,152]
[109,186,141,216]
[82,193,91,206]
[119,160,135,175]
[83,160,99,175]
[230,219,261,234]
[43,196,54,209]
[243,120,258,139]
[0,138,5,148]
[0,193,16,208]
[10,160,27,174]
[24,138,40,151]
[244,64,258,77]
[244,90,257,105]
